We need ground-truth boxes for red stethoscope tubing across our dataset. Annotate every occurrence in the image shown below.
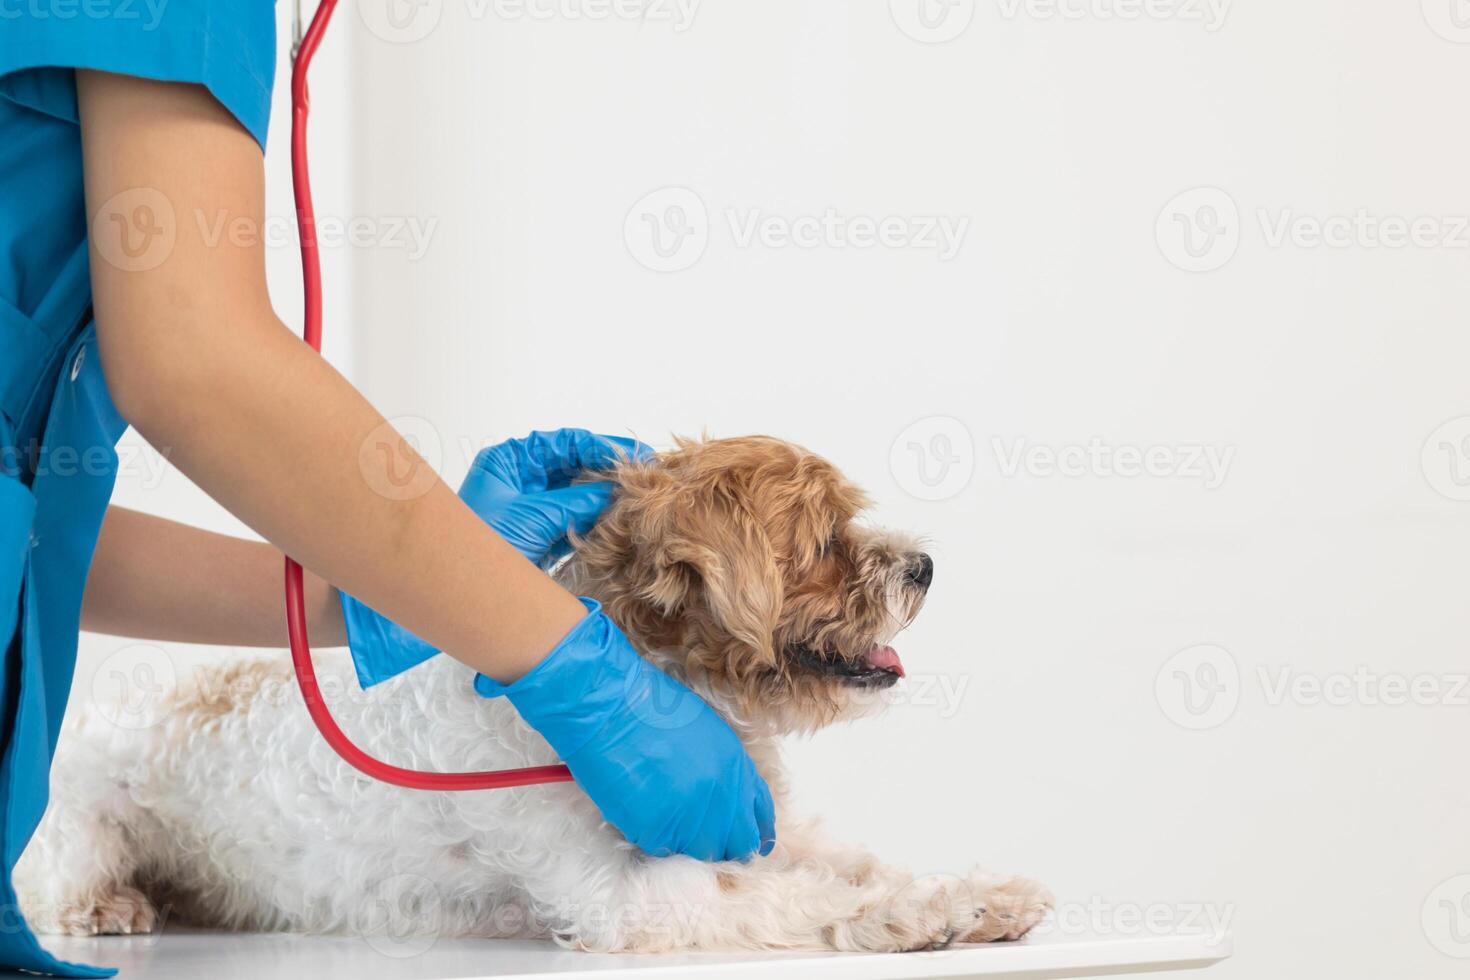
[285,0,572,791]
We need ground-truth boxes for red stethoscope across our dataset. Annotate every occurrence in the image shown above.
[286,0,572,792]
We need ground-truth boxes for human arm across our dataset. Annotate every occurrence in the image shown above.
[81,506,348,647]
[81,427,641,653]
[76,71,774,860]
[77,70,579,683]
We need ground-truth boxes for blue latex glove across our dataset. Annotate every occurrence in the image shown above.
[342,429,649,688]
[476,599,777,862]
[457,428,648,569]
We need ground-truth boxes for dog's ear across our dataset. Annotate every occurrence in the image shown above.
[659,502,782,673]
[589,458,780,671]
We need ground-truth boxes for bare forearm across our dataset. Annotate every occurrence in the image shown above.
[109,323,581,678]
[83,507,346,647]
[77,70,584,683]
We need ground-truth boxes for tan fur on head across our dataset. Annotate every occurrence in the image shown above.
[564,435,931,736]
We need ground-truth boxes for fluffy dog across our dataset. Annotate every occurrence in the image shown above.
[16,436,1052,952]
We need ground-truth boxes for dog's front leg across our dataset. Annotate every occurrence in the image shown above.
[534,848,988,953]
[956,868,1056,943]
[777,818,1054,945]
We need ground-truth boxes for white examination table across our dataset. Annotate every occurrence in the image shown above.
[44,925,1231,980]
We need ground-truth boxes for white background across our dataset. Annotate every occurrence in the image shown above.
[77,2,1470,978]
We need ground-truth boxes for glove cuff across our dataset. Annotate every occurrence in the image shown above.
[472,596,604,699]
[340,591,440,689]
[474,597,641,760]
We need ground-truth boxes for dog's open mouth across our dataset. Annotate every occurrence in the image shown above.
[788,643,906,688]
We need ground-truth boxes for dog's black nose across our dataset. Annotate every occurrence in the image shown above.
[906,552,934,589]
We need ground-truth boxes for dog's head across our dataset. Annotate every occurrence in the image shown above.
[568,436,931,735]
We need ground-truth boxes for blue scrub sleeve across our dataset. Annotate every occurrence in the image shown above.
[0,1,276,150]
[0,7,276,979]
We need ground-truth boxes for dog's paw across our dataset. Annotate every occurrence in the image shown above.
[959,871,1053,943]
[25,886,159,937]
[832,873,979,952]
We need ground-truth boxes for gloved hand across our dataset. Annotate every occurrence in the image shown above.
[342,428,648,688]
[475,599,778,863]
[457,428,648,569]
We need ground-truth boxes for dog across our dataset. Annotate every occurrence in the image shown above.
[16,435,1052,952]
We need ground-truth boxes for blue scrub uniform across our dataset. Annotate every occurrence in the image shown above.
[0,7,275,976]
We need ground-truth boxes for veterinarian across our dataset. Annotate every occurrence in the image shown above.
[0,11,775,976]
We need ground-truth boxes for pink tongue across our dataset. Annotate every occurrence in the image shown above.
[864,645,905,677]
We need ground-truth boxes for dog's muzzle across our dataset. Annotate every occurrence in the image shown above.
[788,643,906,689]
